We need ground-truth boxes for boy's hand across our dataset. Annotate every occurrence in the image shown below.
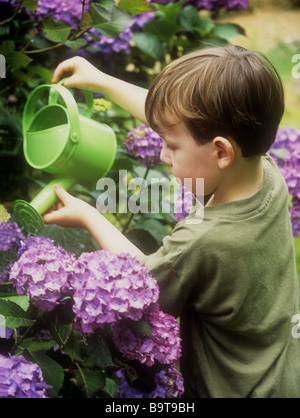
[43,184,95,229]
[52,56,106,92]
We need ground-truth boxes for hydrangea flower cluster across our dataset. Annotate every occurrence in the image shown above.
[70,250,160,333]
[174,185,194,222]
[9,237,76,312]
[0,222,25,283]
[0,354,50,398]
[113,309,181,367]
[36,0,87,26]
[270,127,300,236]
[125,124,163,167]
[0,222,25,251]
[115,365,184,398]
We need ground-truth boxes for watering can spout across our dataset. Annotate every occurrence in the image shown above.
[13,83,117,234]
[13,177,76,235]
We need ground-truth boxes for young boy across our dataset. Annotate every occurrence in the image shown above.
[46,45,300,398]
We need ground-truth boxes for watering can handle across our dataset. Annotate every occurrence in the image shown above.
[49,79,94,118]
[23,83,83,143]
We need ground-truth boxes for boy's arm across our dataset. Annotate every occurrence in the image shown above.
[52,56,148,124]
[43,185,144,257]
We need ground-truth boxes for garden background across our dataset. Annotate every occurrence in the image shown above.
[0,0,299,398]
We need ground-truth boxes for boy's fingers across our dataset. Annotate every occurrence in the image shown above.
[52,59,75,84]
[54,184,71,205]
[43,209,62,224]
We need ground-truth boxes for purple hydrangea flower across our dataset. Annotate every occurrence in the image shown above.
[0,222,25,252]
[174,185,194,222]
[35,0,86,26]
[113,309,181,367]
[9,237,76,312]
[270,127,300,236]
[70,250,160,333]
[115,365,184,398]
[125,124,163,167]
[0,354,50,398]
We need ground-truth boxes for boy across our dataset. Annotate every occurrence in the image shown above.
[45,45,300,398]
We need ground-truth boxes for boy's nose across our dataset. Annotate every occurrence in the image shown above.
[160,146,171,165]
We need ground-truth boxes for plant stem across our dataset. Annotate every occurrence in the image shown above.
[24,27,91,55]
[121,166,150,234]
[0,0,24,27]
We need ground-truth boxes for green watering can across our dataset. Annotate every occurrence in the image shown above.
[12,82,117,234]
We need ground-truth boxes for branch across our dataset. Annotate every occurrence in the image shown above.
[24,27,91,55]
[0,0,24,27]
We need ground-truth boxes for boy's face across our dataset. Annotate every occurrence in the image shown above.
[158,122,221,195]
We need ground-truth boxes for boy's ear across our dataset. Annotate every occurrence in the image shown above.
[212,136,235,169]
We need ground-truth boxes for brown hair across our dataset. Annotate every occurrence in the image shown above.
[145,45,284,158]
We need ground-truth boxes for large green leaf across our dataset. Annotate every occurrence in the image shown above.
[179,6,213,36]
[42,308,73,347]
[94,8,134,38]
[211,23,246,40]
[118,0,156,15]
[75,368,105,398]
[5,51,32,70]
[30,351,64,396]
[155,0,184,21]
[132,32,165,61]
[132,219,170,243]
[143,17,179,43]
[16,0,38,12]
[87,1,134,38]
[41,16,71,43]
[0,299,35,329]
[86,335,115,369]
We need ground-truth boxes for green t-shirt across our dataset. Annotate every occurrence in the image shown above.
[139,155,300,398]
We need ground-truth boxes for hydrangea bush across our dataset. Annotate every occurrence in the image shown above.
[0,354,50,398]
[270,127,300,236]
[0,228,183,398]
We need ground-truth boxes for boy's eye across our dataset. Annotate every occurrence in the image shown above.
[166,143,176,151]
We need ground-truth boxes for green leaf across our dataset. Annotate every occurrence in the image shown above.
[124,318,152,337]
[1,295,29,312]
[155,0,184,21]
[16,0,38,12]
[211,23,246,40]
[118,0,156,15]
[65,38,88,52]
[30,351,64,396]
[86,335,115,369]
[179,5,201,31]
[103,378,118,398]
[63,331,86,362]
[28,65,54,83]
[42,308,72,347]
[41,16,71,43]
[43,224,98,257]
[75,368,105,398]
[5,51,32,70]
[19,338,56,353]
[143,17,179,43]
[94,8,134,38]
[132,219,170,243]
[132,32,165,61]
[179,6,212,36]
[0,299,35,329]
